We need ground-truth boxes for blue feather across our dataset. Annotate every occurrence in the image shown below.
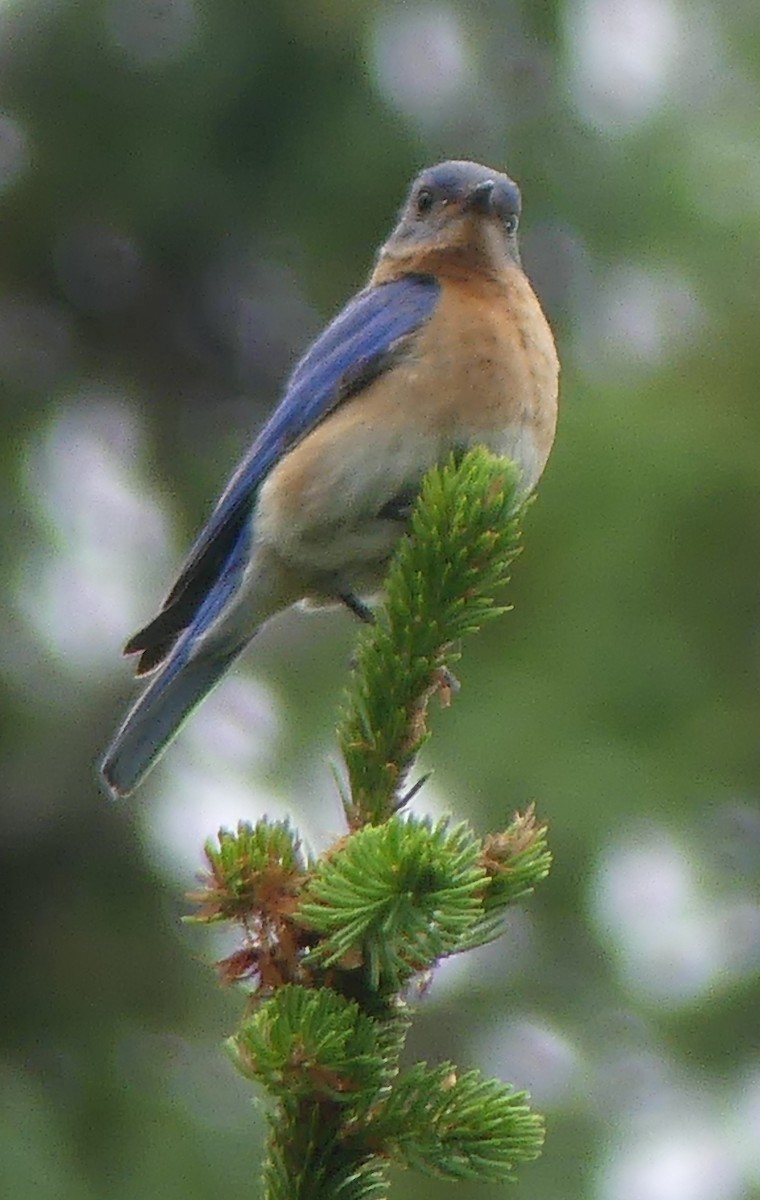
[102,521,253,796]
[170,276,440,609]
[102,274,440,795]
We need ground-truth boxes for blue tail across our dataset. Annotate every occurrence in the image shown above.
[100,637,246,798]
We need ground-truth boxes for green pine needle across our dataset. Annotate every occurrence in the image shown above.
[193,450,551,1199]
[339,449,525,827]
[228,984,386,1104]
[262,1097,390,1200]
[375,1062,544,1183]
[188,818,306,923]
[457,806,554,951]
[481,805,553,913]
[297,815,486,990]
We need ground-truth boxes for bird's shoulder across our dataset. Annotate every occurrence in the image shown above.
[123,274,442,673]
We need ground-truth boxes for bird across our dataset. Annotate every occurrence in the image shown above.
[101,159,559,797]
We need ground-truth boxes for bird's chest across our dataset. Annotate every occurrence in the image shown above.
[255,272,558,550]
[379,275,559,488]
[409,277,555,416]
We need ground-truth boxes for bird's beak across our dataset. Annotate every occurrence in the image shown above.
[463,179,495,215]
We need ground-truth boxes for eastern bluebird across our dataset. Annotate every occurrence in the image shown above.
[102,160,559,797]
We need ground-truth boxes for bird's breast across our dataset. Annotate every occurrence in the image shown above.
[254,267,558,576]
[401,268,559,479]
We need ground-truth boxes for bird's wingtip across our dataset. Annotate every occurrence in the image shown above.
[98,749,135,801]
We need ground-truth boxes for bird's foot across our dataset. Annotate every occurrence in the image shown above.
[433,664,461,705]
[339,591,375,624]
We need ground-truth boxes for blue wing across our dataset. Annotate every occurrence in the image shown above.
[125,274,441,672]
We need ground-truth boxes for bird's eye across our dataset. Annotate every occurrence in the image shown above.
[504,213,519,234]
[416,188,434,215]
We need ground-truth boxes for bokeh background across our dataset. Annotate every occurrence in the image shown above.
[2,1,759,1197]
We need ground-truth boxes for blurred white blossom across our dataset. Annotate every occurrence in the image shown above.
[591,830,760,1005]
[17,395,172,673]
[369,5,473,122]
[565,0,682,131]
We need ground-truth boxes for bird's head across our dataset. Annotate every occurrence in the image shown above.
[382,160,522,271]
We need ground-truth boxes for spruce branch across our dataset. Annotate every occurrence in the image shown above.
[458,804,554,952]
[188,818,306,923]
[190,448,552,1198]
[297,815,486,991]
[374,1062,544,1182]
[229,985,388,1103]
[339,451,524,828]
[481,803,552,912]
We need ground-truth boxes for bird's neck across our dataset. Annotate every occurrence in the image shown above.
[370,227,518,288]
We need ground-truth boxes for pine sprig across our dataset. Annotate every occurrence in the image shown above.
[188,820,312,990]
[481,804,552,913]
[374,1062,544,1183]
[456,805,554,951]
[339,450,525,828]
[229,985,387,1103]
[188,818,306,923]
[262,1096,389,1200]
[191,449,551,1199]
[297,815,486,991]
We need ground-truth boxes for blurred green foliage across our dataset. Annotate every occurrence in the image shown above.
[1,1,759,1199]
